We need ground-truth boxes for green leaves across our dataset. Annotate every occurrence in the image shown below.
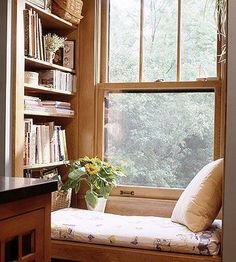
[60,157,125,208]
[85,190,98,208]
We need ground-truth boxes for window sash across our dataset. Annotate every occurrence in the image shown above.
[102,0,220,83]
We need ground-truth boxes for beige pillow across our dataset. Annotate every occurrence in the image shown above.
[171,159,223,232]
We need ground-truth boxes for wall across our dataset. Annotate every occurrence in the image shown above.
[0,0,12,177]
[223,0,236,261]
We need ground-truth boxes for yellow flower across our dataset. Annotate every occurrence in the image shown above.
[85,163,100,175]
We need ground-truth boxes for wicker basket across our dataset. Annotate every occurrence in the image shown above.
[51,188,72,212]
[52,0,83,25]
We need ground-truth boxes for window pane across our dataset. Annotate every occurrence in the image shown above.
[181,0,217,80]
[143,0,177,81]
[104,91,214,188]
[109,0,140,82]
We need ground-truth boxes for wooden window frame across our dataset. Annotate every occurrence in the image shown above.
[95,0,224,200]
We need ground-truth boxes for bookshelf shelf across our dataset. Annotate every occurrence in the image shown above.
[25,57,76,73]
[26,2,77,32]
[24,83,74,96]
[24,110,75,118]
[24,160,70,170]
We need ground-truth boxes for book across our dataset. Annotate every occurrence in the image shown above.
[24,9,30,56]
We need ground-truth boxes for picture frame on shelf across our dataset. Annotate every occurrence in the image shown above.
[63,41,75,70]
[53,48,63,66]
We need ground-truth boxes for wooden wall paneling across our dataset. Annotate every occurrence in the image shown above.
[78,0,98,157]
[12,0,25,176]
[105,196,177,217]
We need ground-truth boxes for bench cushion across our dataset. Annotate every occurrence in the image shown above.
[51,208,221,256]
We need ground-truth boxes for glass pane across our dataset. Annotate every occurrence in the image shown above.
[181,0,217,80]
[143,0,178,81]
[104,91,214,188]
[109,0,140,82]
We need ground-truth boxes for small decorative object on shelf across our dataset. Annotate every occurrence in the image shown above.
[63,40,75,69]
[45,33,66,63]
[52,0,83,25]
[27,0,52,12]
[62,156,126,212]
[25,71,39,86]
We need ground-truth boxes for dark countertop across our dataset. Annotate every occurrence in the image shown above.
[0,177,57,204]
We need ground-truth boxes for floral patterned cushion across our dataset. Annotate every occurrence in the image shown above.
[51,208,221,256]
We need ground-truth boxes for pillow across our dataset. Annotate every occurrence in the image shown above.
[171,159,223,232]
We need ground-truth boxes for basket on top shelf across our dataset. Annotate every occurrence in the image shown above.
[52,0,83,25]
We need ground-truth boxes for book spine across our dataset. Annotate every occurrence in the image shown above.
[45,125,50,163]
[23,9,29,56]
[62,130,68,160]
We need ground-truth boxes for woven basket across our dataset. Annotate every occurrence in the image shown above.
[52,0,83,25]
[51,188,72,212]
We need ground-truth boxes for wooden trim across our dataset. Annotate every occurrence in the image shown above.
[78,0,97,157]
[97,80,221,91]
[139,0,144,82]
[12,0,25,176]
[111,185,183,200]
[96,88,105,158]
[214,86,222,159]
[100,0,108,83]
[177,0,181,81]
[51,240,221,262]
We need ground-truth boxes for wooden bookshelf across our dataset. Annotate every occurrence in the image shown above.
[12,0,80,176]
[24,110,75,118]
[26,2,77,32]
[24,83,74,95]
[24,160,70,170]
[25,57,76,73]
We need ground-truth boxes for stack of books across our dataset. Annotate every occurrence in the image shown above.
[24,96,74,116]
[40,70,77,92]
[42,101,74,116]
[24,8,45,60]
[24,95,43,111]
[24,119,68,166]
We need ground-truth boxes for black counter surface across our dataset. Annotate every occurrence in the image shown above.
[0,177,57,204]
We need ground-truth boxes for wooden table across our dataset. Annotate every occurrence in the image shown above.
[0,177,57,262]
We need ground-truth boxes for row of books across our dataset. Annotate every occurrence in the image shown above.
[24,8,45,60]
[24,119,68,166]
[24,96,75,116]
[40,70,77,93]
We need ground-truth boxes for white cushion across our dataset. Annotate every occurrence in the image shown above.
[171,159,223,232]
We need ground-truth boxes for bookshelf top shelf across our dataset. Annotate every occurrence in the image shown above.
[25,57,76,73]
[24,83,74,96]
[24,160,70,170]
[26,2,77,32]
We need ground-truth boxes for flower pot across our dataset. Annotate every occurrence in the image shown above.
[46,51,55,64]
[86,197,107,213]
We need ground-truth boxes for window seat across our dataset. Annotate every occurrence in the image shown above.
[51,208,221,260]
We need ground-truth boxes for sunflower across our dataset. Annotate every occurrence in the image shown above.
[85,163,100,175]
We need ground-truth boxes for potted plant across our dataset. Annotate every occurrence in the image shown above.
[44,33,66,63]
[61,156,125,212]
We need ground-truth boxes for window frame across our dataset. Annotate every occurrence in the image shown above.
[96,0,223,200]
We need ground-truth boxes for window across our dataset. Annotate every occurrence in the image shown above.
[108,0,217,82]
[104,91,215,188]
[98,0,222,191]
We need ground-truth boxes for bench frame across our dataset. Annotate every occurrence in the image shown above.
[51,240,221,262]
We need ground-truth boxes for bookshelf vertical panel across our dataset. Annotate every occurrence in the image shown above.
[12,0,25,176]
